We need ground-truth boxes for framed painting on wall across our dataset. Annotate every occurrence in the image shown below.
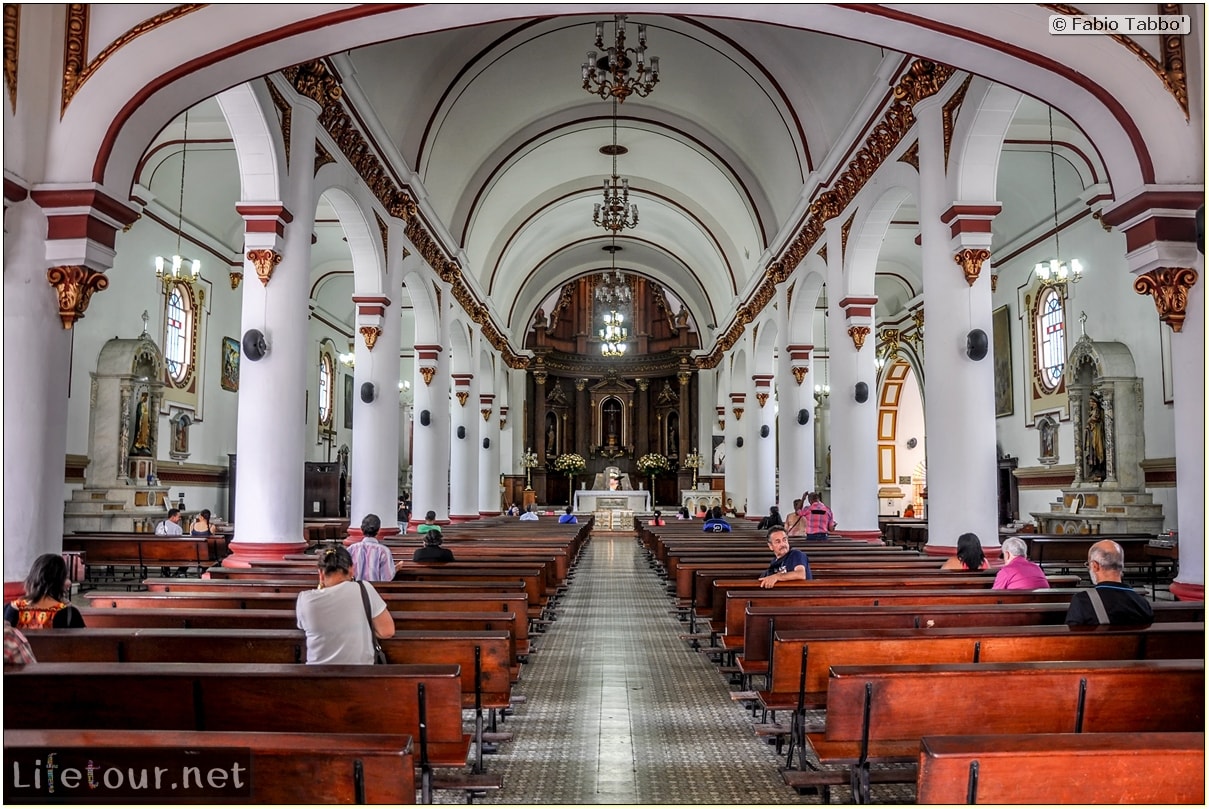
[343,374,354,430]
[220,336,240,392]
[992,305,1013,417]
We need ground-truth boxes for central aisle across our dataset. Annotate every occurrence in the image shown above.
[469,530,801,805]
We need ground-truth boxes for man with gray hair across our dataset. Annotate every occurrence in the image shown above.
[992,537,1050,590]
[1064,539,1154,625]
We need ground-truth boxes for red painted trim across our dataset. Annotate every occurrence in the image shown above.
[1101,190,1205,227]
[223,539,310,567]
[844,306,873,318]
[1169,581,1204,602]
[950,219,993,237]
[838,296,878,308]
[993,209,1091,267]
[352,295,391,305]
[940,204,1002,223]
[44,213,119,249]
[4,178,29,202]
[1123,215,1199,253]
[844,4,1155,184]
[1015,472,1076,488]
[30,187,139,224]
[234,203,292,220]
[355,304,387,317]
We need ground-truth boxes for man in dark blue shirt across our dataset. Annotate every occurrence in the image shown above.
[702,506,732,533]
[1065,539,1153,625]
[759,526,812,588]
[558,506,578,524]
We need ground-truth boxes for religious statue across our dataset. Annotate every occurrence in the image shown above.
[130,391,153,456]
[675,304,689,329]
[1083,394,1106,481]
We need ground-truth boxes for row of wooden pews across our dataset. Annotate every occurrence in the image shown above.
[7,518,591,803]
[639,521,1205,804]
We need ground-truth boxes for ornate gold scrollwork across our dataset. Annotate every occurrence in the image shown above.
[47,265,108,329]
[4,5,18,112]
[246,249,282,287]
[791,366,808,385]
[848,325,871,351]
[419,367,436,386]
[732,407,744,421]
[954,248,991,287]
[359,326,380,352]
[755,393,769,409]
[282,59,343,109]
[229,270,243,289]
[1133,267,1198,333]
[455,391,469,407]
[481,408,492,422]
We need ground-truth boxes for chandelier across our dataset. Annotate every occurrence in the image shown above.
[581,14,660,103]
[594,98,639,233]
[600,311,628,357]
[1034,106,1084,289]
[154,109,202,292]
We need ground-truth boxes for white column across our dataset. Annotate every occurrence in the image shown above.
[411,344,450,523]
[915,95,999,553]
[1171,259,1204,589]
[449,373,479,520]
[3,198,73,579]
[749,374,776,518]
[724,392,748,515]
[780,343,816,511]
[478,392,501,515]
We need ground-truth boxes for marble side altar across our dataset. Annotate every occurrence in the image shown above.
[575,490,651,513]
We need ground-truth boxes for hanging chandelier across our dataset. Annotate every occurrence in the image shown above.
[600,311,628,357]
[154,109,202,293]
[597,236,630,357]
[581,14,660,103]
[1034,106,1085,289]
[594,98,639,233]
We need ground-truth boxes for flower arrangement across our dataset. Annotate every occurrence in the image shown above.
[553,453,587,475]
[636,452,671,475]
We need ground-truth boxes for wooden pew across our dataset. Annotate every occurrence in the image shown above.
[5,662,489,803]
[802,659,1204,803]
[62,536,215,583]
[734,601,1205,687]
[916,732,1205,804]
[4,729,416,804]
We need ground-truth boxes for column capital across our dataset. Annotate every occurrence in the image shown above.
[1134,267,1198,333]
[46,265,108,329]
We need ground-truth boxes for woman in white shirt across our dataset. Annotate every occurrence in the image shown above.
[296,545,395,664]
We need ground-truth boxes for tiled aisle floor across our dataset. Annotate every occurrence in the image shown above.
[456,531,812,805]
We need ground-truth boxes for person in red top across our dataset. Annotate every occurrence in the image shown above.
[801,492,835,540]
[4,554,86,629]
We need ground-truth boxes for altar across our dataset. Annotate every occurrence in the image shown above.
[574,489,651,513]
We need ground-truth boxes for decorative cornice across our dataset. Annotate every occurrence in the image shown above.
[1045,4,1188,120]
[4,4,18,113]
[61,4,205,118]
[264,77,292,171]
[246,248,281,287]
[848,325,871,351]
[954,248,991,287]
[47,265,108,329]
[419,366,436,386]
[1133,267,1198,332]
[700,59,955,368]
[359,325,380,351]
[281,59,343,110]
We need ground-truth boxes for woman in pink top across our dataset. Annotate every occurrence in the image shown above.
[992,537,1050,590]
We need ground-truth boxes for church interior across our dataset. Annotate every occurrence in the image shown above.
[2,5,1205,804]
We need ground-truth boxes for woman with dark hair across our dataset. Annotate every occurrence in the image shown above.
[189,509,212,536]
[757,505,784,531]
[409,530,455,564]
[295,545,394,664]
[5,553,86,629]
[941,532,991,571]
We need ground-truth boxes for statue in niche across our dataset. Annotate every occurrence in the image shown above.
[675,305,689,329]
[546,413,558,456]
[130,391,154,456]
[1083,393,1106,482]
[1038,416,1058,465]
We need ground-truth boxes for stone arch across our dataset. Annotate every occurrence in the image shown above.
[215,82,285,204]
[948,79,1024,203]
[313,168,385,297]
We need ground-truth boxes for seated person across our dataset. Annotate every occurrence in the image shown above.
[348,513,395,582]
[940,532,990,570]
[558,506,578,524]
[506,503,520,517]
[758,526,812,588]
[676,507,690,520]
[416,510,440,534]
[189,509,213,536]
[409,530,455,564]
[648,510,666,527]
[4,554,86,630]
[519,504,539,521]
[702,506,732,533]
[607,475,621,491]
[992,537,1049,590]
[155,508,184,536]
[1065,540,1154,625]
[756,506,783,530]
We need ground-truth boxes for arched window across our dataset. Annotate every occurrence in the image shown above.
[1035,286,1066,393]
[318,352,334,427]
[163,282,195,386]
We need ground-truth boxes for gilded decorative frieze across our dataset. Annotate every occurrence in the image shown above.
[942,75,973,169]
[359,325,380,352]
[841,211,856,260]
[265,78,292,171]
[898,140,919,172]
[4,4,18,112]
[61,4,204,117]
[1133,267,1198,332]
[848,325,871,351]
[954,248,991,287]
[282,59,343,110]
[247,248,281,287]
[47,264,108,329]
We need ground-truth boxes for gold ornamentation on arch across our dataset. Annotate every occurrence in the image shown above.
[264,78,292,171]
[282,59,343,110]
[359,326,380,352]
[848,325,871,351]
[942,75,972,168]
[47,264,108,329]
[1133,267,1198,333]
[4,5,19,112]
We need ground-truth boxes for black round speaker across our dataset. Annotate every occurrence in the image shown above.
[456,425,466,440]
[967,328,989,361]
[482,437,490,449]
[419,410,431,426]
[759,425,770,438]
[242,329,268,361]
[797,408,810,425]
[735,437,744,448]
[854,381,869,403]
[360,382,376,403]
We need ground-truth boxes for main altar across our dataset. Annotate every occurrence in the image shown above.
[574,466,650,513]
